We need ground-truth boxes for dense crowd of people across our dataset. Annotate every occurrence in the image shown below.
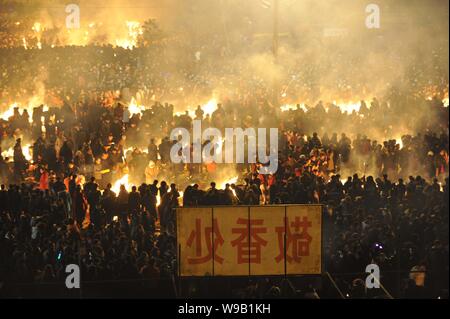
[0,90,448,298]
[1,91,448,187]
[0,1,449,299]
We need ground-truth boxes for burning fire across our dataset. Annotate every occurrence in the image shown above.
[32,22,43,49]
[202,98,218,116]
[15,19,147,49]
[332,101,363,114]
[1,103,19,121]
[0,101,47,124]
[281,96,449,115]
[394,137,404,149]
[22,37,28,49]
[443,97,449,107]
[219,176,238,189]
[112,174,130,194]
[127,97,146,116]
[280,100,364,114]
[1,144,32,161]
[110,173,164,206]
[127,98,145,116]
[115,21,143,49]
[175,98,219,118]
[177,191,183,206]
[280,104,308,112]
[0,148,13,159]
[32,22,42,33]
[22,144,32,161]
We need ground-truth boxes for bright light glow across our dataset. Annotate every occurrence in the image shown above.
[112,174,130,194]
[0,101,48,124]
[115,21,143,49]
[128,97,146,116]
[22,37,28,49]
[178,190,184,206]
[281,97,449,114]
[174,109,195,117]
[22,144,32,161]
[219,176,238,189]
[332,100,363,114]
[32,22,42,33]
[281,100,371,114]
[177,98,218,118]
[280,104,308,112]
[394,137,404,149]
[1,144,32,161]
[32,22,43,49]
[202,98,218,116]
[0,102,18,121]
[156,194,161,206]
[0,148,13,159]
[443,97,449,107]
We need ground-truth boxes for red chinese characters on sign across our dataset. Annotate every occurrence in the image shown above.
[275,216,312,263]
[186,218,225,264]
[231,218,268,264]
[178,206,321,276]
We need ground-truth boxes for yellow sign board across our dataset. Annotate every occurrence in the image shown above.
[177,205,322,276]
